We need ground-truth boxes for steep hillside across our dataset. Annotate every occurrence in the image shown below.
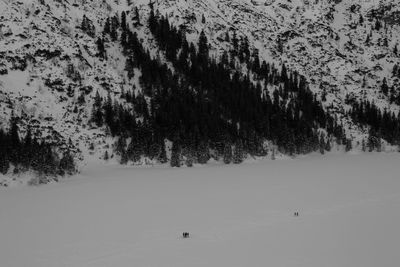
[1,0,400,184]
[158,0,400,140]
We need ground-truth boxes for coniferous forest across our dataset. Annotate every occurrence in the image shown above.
[2,3,400,177]
[0,116,76,180]
[91,7,347,166]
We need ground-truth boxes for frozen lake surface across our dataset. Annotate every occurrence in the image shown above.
[1,153,400,267]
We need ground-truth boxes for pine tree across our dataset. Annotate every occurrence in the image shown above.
[170,141,181,167]
[281,63,288,82]
[110,16,118,41]
[22,126,33,168]
[239,36,250,63]
[325,138,331,152]
[81,15,95,37]
[92,91,103,126]
[158,140,168,163]
[375,20,382,31]
[127,138,141,162]
[231,31,238,57]
[115,137,127,155]
[365,34,370,45]
[225,31,230,42]
[383,37,388,47]
[121,30,127,48]
[104,17,111,35]
[319,134,325,154]
[185,148,194,167]
[271,146,276,160]
[96,38,106,59]
[381,78,389,95]
[9,116,20,148]
[121,11,127,31]
[198,30,209,60]
[9,116,20,163]
[135,7,140,25]
[120,150,129,164]
[223,143,232,164]
[393,64,399,76]
[233,140,244,164]
[81,14,88,32]
[148,7,156,33]
[197,140,209,164]
[345,139,352,152]
[0,153,9,175]
[201,14,206,24]
[0,129,9,174]
[59,151,75,175]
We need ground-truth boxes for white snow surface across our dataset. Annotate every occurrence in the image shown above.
[1,153,400,267]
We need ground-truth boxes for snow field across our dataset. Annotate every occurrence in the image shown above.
[1,153,400,266]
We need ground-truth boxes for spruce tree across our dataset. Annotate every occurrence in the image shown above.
[233,140,244,164]
[381,78,389,95]
[104,17,111,35]
[345,139,352,152]
[0,154,9,175]
[197,140,210,164]
[198,30,209,60]
[121,11,127,31]
[170,141,181,167]
[115,137,127,155]
[223,143,232,164]
[158,140,168,163]
[135,7,140,25]
[96,38,106,59]
[59,151,75,175]
[319,134,325,154]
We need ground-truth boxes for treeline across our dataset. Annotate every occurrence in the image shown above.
[386,65,400,105]
[91,7,346,166]
[349,99,400,151]
[0,117,76,179]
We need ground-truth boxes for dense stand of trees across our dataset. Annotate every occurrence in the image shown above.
[5,5,399,177]
[349,99,400,150]
[0,117,75,178]
[81,14,96,38]
[4,4,400,182]
[91,8,347,166]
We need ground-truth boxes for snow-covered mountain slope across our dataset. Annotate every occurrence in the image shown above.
[158,0,400,138]
[0,0,121,159]
[0,0,146,165]
[1,0,400,176]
